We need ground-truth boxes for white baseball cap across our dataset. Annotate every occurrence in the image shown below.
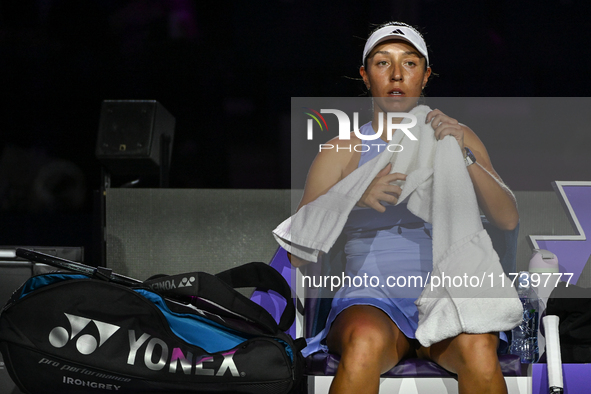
[362,24,429,66]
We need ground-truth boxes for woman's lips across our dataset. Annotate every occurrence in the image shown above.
[389,89,404,96]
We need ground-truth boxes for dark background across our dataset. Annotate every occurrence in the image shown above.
[1,0,590,263]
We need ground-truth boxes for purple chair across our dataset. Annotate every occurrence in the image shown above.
[252,220,524,386]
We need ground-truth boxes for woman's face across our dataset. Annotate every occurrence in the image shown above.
[360,40,431,113]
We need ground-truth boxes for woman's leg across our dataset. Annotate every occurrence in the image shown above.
[325,305,413,394]
[419,333,507,394]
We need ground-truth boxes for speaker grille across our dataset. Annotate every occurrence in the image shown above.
[96,100,175,175]
[97,101,155,157]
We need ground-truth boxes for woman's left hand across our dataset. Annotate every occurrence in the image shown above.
[426,109,466,150]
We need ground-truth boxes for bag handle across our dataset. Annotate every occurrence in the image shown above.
[14,248,296,333]
[142,262,295,333]
[215,262,295,332]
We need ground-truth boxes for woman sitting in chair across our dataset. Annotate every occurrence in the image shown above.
[288,22,519,394]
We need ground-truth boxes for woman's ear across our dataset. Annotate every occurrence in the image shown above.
[422,66,432,88]
[360,66,370,90]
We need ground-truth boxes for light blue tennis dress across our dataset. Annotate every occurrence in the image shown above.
[302,122,433,357]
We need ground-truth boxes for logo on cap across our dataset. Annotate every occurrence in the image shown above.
[390,29,405,35]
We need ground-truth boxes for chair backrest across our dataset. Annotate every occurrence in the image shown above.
[250,247,298,338]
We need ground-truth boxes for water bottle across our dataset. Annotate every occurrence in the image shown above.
[528,249,559,361]
[509,271,539,363]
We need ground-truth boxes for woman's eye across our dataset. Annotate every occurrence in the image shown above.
[405,61,416,67]
[376,60,388,66]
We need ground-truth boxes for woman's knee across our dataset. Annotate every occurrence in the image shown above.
[341,318,391,352]
[327,306,409,365]
[457,333,499,356]
[429,333,500,374]
[450,333,501,375]
[332,311,389,351]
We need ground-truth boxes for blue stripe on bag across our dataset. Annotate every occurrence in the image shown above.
[134,289,249,353]
[19,274,88,299]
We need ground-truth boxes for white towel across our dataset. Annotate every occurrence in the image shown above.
[273,105,522,347]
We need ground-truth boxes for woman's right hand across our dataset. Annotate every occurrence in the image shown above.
[357,163,407,212]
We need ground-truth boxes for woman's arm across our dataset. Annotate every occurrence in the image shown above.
[289,136,359,267]
[464,130,519,230]
[297,137,357,210]
[427,109,519,231]
[290,133,407,267]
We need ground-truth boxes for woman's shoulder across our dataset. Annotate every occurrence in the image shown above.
[326,132,363,149]
[297,132,362,209]
[316,132,362,173]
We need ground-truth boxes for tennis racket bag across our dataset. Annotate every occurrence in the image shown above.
[546,281,591,363]
[0,250,305,394]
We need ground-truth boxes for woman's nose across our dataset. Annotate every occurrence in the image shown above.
[391,65,403,81]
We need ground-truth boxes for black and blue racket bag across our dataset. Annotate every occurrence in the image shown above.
[0,250,305,394]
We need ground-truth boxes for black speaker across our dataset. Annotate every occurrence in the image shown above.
[95,100,175,175]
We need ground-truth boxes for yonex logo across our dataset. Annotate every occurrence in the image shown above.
[149,276,195,291]
[49,313,120,355]
[178,276,195,288]
[128,330,243,376]
[391,29,405,35]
